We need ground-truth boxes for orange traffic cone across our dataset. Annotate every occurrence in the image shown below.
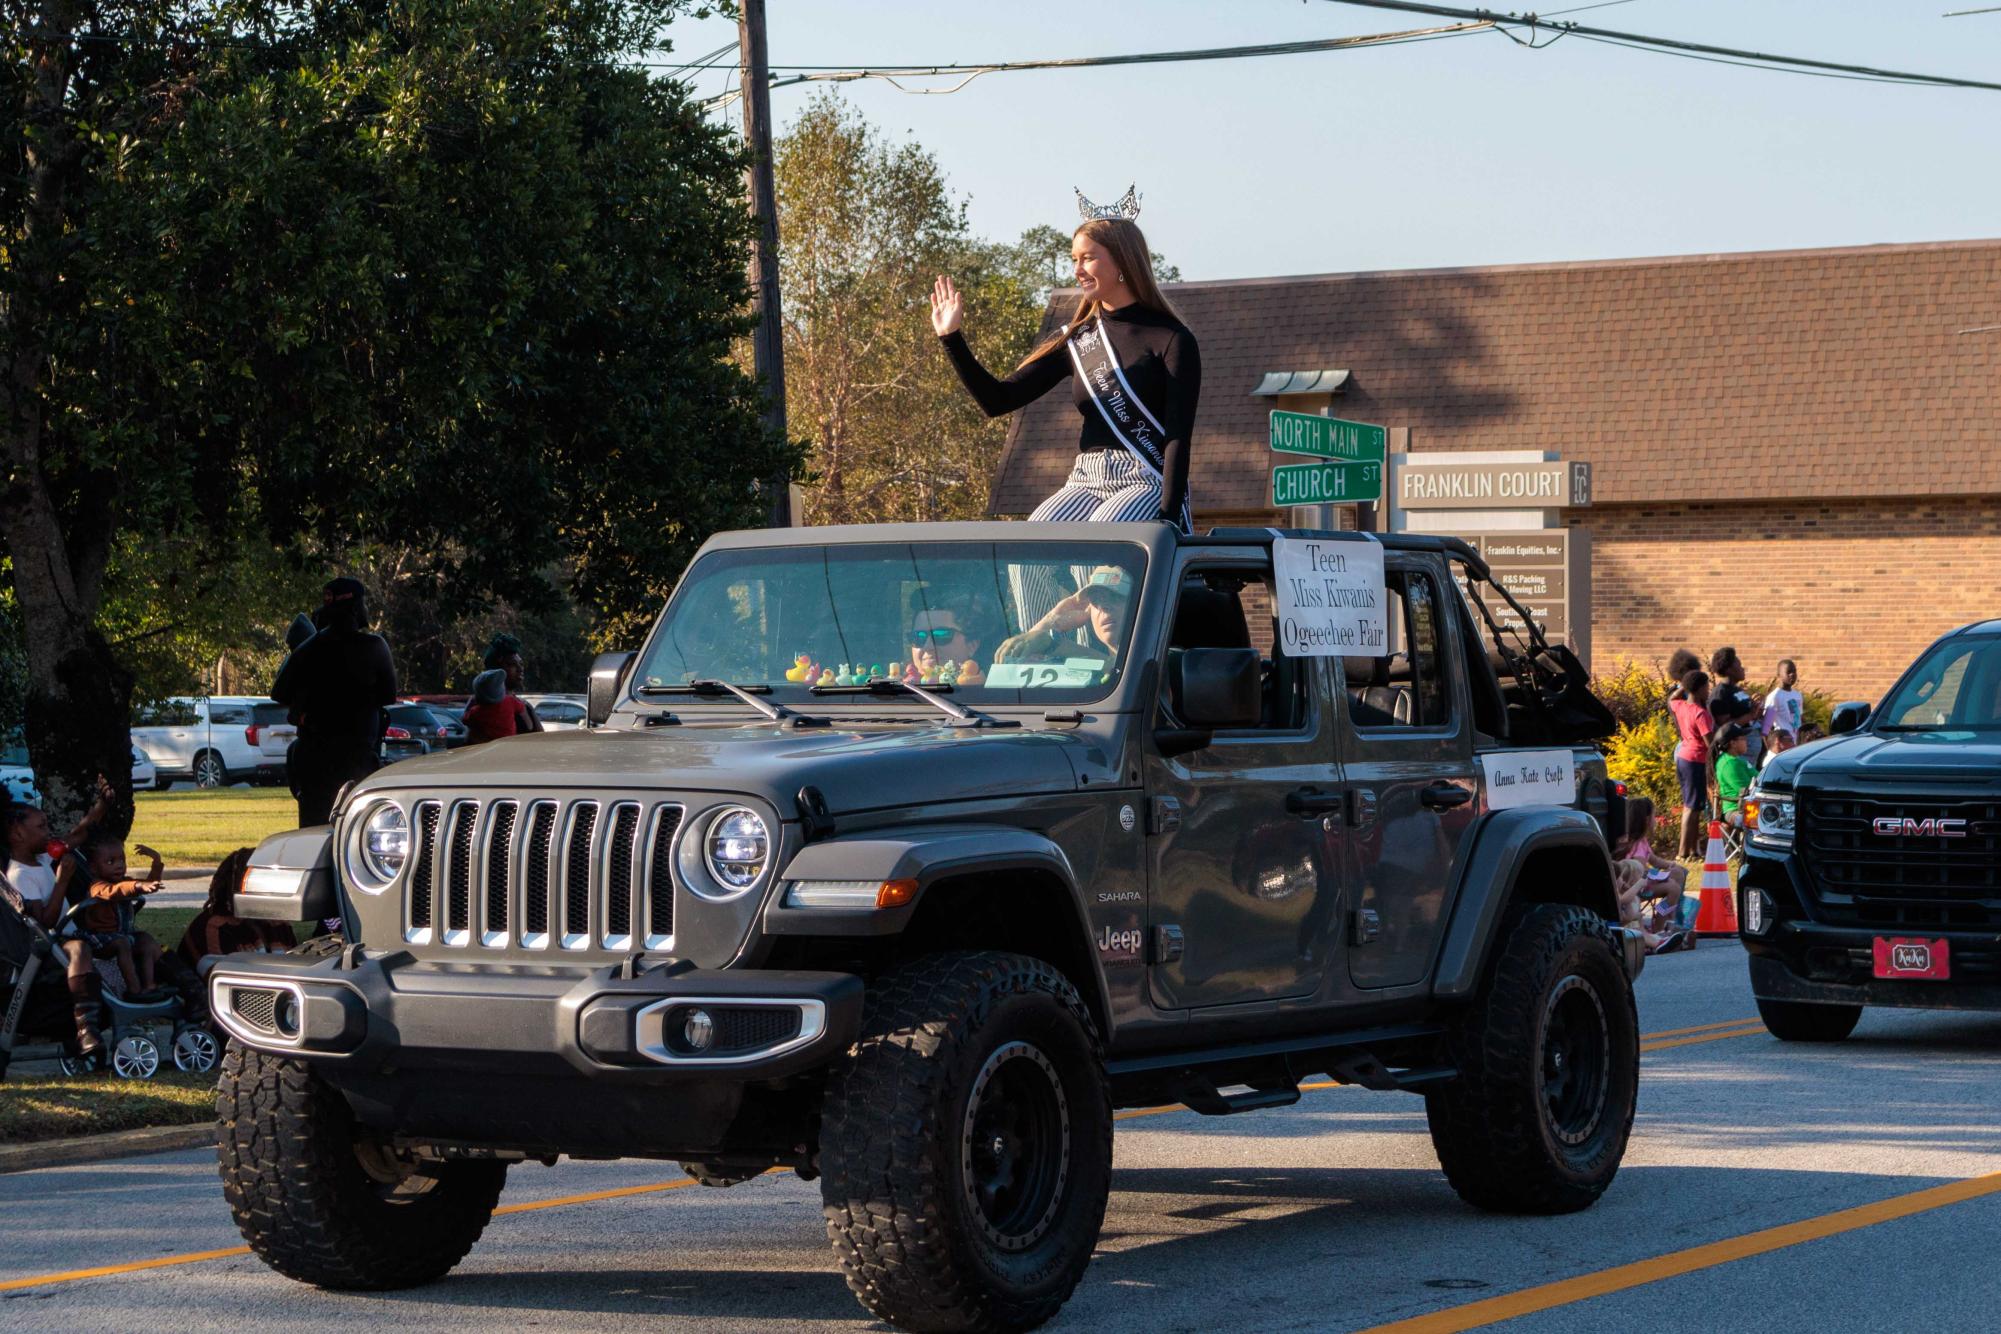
[1694,821,1739,936]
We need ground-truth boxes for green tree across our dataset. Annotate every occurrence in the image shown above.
[3,0,796,825]
[775,96,1179,528]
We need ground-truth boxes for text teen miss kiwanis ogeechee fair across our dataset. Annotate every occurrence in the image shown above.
[930,187,1200,533]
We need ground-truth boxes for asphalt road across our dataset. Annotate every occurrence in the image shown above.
[5,941,2001,1332]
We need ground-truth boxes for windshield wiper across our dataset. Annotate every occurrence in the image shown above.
[811,677,1016,729]
[638,679,826,728]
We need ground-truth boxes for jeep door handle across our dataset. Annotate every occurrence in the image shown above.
[1286,787,1345,817]
[1420,782,1473,811]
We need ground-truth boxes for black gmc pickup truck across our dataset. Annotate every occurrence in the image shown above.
[1741,619,2001,1040]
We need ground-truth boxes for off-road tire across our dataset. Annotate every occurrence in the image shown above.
[1426,903,1639,1215]
[819,951,1112,1333]
[217,1045,507,1289]
[1756,997,1862,1042]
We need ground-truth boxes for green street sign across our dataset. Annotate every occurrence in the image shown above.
[1271,459,1383,507]
[1268,409,1387,462]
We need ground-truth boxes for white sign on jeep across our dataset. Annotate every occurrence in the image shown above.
[1480,748,1577,810]
[1271,536,1387,658]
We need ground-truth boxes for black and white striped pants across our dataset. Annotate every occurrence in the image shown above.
[1012,450,1180,629]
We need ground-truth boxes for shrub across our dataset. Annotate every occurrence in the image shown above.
[1593,657,1674,731]
[1605,713,1680,818]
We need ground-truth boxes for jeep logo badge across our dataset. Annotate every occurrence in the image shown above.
[1872,816,1967,838]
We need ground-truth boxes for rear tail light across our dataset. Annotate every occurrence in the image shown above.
[384,726,412,741]
[245,725,261,745]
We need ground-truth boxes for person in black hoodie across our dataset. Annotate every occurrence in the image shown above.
[271,578,397,826]
[932,211,1199,533]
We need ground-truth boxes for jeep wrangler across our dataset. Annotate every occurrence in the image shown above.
[1741,619,2001,1040]
[209,522,1636,1332]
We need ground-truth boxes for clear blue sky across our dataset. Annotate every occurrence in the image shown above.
[658,1,2001,281]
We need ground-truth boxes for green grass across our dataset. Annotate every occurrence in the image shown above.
[0,1071,213,1143]
[131,788,298,867]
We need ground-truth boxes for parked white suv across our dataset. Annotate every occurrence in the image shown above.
[131,696,294,789]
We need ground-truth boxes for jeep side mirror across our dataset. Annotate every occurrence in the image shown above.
[1829,700,1871,735]
[1172,647,1262,730]
[587,651,636,728]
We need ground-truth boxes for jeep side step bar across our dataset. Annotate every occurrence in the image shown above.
[1108,1021,1455,1113]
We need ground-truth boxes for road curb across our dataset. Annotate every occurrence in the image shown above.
[162,866,217,882]
[0,1122,215,1175]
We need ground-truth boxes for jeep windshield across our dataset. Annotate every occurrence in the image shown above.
[635,540,1148,709]
[1879,634,2001,731]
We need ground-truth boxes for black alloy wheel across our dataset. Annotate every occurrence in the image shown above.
[1540,975,1611,1148]
[1425,903,1639,1215]
[962,1040,1071,1253]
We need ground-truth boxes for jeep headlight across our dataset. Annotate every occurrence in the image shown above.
[704,807,769,893]
[1748,788,1795,849]
[360,803,409,883]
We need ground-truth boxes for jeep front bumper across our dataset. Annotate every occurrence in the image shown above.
[205,949,863,1082]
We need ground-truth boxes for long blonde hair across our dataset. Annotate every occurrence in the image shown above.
[1017,218,1177,370]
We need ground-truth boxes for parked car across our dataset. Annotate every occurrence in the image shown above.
[0,737,37,806]
[130,744,156,791]
[519,692,587,731]
[131,696,292,789]
[0,735,150,800]
[386,703,468,751]
[378,725,430,766]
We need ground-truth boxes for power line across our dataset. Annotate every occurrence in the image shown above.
[1318,0,2001,91]
[692,20,1495,109]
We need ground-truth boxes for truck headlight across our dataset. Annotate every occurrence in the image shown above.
[360,803,409,882]
[1747,789,1794,849]
[704,807,769,893]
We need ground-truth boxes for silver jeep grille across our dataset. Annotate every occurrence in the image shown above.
[401,797,682,952]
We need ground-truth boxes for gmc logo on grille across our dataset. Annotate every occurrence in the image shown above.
[1872,817,1968,838]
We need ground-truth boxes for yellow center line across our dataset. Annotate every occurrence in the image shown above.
[1643,1016,1762,1040]
[1640,1024,1766,1053]
[0,1177,703,1293]
[0,1017,1769,1290]
[1354,1170,2001,1334]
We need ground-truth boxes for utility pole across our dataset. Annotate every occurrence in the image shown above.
[738,0,791,526]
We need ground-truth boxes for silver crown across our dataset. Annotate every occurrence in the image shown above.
[1075,185,1141,221]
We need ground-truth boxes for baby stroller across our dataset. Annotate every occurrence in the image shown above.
[52,899,217,1080]
[0,896,96,1080]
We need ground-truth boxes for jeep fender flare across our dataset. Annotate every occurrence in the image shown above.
[1431,807,1618,1000]
[764,825,1080,939]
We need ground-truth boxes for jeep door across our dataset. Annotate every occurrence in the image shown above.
[1339,558,1479,989]
[1142,552,1342,1010]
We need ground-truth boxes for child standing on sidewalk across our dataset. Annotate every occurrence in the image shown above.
[1669,669,1715,859]
[1763,659,1804,741]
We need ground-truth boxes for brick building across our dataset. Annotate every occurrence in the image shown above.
[990,238,2001,700]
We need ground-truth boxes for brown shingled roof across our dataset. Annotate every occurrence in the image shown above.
[989,238,2001,515]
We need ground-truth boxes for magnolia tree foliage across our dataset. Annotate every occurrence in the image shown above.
[2,0,795,824]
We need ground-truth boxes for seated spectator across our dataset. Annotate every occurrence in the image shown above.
[177,849,297,970]
[1716,722,1757,824]
[1799,721,1826,745]
[76,834,168,999]
[1761,727,1797,771]
[2,777,115,1056]
[1612,801,1694,952]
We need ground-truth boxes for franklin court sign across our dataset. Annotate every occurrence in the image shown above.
[1396,460,1593,510]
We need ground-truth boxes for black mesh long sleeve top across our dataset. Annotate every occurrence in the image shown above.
[940,303,1200,524]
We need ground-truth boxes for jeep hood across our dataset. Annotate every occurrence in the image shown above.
[346,723,1111,816]
[1762,730,2001,790]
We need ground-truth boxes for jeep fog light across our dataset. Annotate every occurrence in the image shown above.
[683,1009,714,1052]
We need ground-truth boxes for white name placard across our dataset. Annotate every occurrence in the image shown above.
[1479,748,1576,810]
[1271,536,1387,658]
